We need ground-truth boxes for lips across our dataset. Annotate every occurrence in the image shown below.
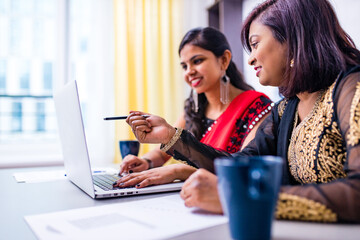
[254,66,262,77]
[190,77,202,87]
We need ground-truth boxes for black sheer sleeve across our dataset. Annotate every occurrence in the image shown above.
[165,130,231,173]
[165,108,277,173]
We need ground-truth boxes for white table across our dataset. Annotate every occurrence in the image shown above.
[2,166,359,240]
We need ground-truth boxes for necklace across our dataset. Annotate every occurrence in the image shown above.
[202,120,218,138]
[201,102,275,139]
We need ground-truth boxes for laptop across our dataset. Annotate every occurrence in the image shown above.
[53,80,183,198]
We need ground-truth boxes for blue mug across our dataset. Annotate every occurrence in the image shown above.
[119,140,140,159]
[215,156,283,240]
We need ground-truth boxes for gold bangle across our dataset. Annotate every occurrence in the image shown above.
[160,128,183,152]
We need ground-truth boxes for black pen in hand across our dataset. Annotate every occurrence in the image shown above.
[103,115,150,120]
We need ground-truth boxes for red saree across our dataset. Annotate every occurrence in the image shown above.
[200,90,271,153]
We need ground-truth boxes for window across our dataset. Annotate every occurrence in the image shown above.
[0,0,61,167]
[0,60,6,90]
[43,62,53,90]
[0,0,115,168]
[11,102,22,132]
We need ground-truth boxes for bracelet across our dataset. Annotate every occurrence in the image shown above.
[160,127,183,152]
[143,158,153,169]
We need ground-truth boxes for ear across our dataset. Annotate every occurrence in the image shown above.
[220,50,232,70]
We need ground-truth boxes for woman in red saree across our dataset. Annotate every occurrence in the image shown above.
[114,27,272,188]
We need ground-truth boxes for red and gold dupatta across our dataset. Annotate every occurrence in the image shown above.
[200,90,267,151]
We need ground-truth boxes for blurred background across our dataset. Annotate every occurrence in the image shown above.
[0,0,359,168]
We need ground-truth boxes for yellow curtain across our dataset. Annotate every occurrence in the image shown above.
[113,0,184,163]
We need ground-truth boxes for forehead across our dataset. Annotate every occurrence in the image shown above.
[179,44,213,60]
[249,20,273,40]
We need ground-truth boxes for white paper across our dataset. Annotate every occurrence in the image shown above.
[25,194,227,240]
[13,168,118,183]
[13,170,67,183]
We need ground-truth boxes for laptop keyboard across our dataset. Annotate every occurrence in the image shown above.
[93,174,126,191]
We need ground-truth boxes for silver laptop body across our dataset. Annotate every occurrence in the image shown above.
[53,80,183,199]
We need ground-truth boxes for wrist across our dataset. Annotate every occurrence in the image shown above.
[160,128,183,153]
[173,164,196,181]
[143,158,153,169]
[163,127,177,145]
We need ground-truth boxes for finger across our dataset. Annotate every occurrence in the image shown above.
[135,177,155,188]
[119,157,137,174]
[135,125,152,132]
[117,175,144,188]
[180,192,186,200]
[180,188,187,199]
[123,166,136,174]
[129,122,151,134]
[127,112,148,125]
[129,111,149,116]
[180,184,192,200]
[128,118,149,129]
[181,173,195,190]
[184,197,195,208]
[123,176,146,187]
[182,179,191,189]
[128,112,150,121]
[114,173,135,186]
[130,116,151,127]
[117,171,138,181]
[119,161,132,175]
[130,164,147,172]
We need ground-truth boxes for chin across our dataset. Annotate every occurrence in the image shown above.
[259,79,270,86]
[259,78,277,87]
[193,89,204,94]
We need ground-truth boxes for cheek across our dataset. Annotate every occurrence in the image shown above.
[205,66,221,81]
[274,56,287,78]
[196,64,207,74]
[183,73,190,84]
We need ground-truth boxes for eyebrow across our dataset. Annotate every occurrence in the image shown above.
[249,35,259,43]
[180,54,204,65]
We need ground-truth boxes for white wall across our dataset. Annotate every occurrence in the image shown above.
[183,0,214,32]
[330,0,360,48]
[242,0,360,102]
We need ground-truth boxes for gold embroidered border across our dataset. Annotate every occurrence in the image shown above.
[288,91,325,183]
[287,83,346,184]
[160,128,183,152]
[277,99,288,119]
[276,193,337,222]
[347,82,360,146]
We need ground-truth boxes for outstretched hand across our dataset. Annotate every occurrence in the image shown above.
[126,111,176,144]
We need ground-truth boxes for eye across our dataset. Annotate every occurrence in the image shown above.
[181,64,187,70]
[250,42,258,49]
[193,58,204,65]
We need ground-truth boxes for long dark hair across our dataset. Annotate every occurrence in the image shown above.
[179,27,253,139]
[241,0,360,98]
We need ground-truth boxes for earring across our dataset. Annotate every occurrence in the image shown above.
[192,89,199,113]
[290,59,294,68]
[220,75,230,104]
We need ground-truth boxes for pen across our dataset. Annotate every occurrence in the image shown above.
[103,115,150,120]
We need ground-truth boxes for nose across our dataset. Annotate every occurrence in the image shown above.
[185,65,196,76]
[248,51,256,66]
